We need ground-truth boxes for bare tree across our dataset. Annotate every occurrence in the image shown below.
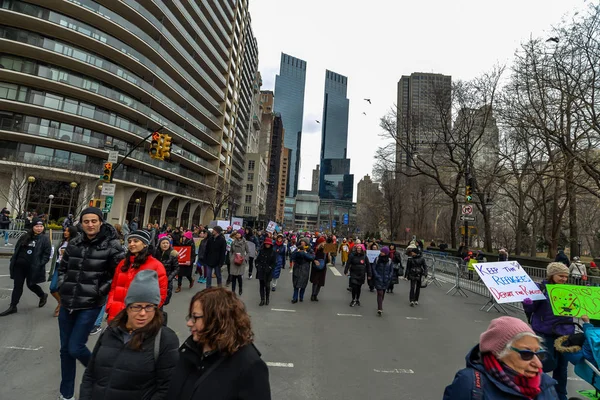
[198,179,238,221]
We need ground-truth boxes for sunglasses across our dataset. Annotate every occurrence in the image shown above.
[510,347,548,361]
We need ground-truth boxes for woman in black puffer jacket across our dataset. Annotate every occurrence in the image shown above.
[80,270,179,400]
[155,236,179,306]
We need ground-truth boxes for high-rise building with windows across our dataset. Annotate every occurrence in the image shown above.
[274,53,306,198]
[319,70,353,202]
[0,0,257,227]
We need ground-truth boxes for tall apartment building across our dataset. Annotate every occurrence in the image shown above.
[319,70,353,202]
[278,148,290,222]
[396,72,451,172]
[265,113,285,223]
[274,53,307,198]
[455,105,499,169]
[312,165,320,192]
[0,0,257,227]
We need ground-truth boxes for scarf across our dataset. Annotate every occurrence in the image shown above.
[482,353,541,399]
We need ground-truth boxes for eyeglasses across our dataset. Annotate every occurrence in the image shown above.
[128,305,157,313]
[510,347,548,361]
[186,314,205,323]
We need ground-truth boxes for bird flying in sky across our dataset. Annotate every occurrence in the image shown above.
[546,37,559,43]
[315,120,320,124]
[364,98,371,104]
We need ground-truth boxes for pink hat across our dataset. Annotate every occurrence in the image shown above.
[183,231,193,240]
[158,233,168,240]
[479,316,535,355]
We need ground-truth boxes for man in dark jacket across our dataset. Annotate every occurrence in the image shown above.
[0,207,11,246]
[555,248,570,267]
[57,207,125,400]
[204,226,227,288]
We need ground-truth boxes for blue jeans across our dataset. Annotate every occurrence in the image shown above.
[58,306,102,398]
[3,230,8,244]
[206,265,222,288]
[540,334,568,400]
[292,287,306,301]
[331,255,336,265]
[94,304,106,327]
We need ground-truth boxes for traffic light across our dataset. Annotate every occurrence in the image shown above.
[150,132,161,159]
[101,162,113,182]
[161,133,172,159]
[465,185,473,202]
[89,198,101,208]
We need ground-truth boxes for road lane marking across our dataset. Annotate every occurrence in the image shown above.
[4,346,43,351]
[271,308,296,313]
[337,313,362,317]
[329,266,342,276]
[266,362,294,368]
[0,288,13,291]
[373,368,414,374]
[567,377,584,381]
[405,317,427,320]
[0,275,10,277]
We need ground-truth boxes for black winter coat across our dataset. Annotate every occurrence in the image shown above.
[156,248,180,281]
[197,238,208,262]
[9,232,51,284]
[405,254,428,280]
[167,336,271,400]
[344,251,370,286]
[80,326,180,400]
[58,224,125,310]
[204,234,226,268]
[255,246,276,282]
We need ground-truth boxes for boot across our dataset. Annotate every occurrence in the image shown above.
[51,292,60,317]
[265,295,270,305]
[38,293,48,308]
[0,305,17,316]
[175,286,182,293]
[259,299,265,306]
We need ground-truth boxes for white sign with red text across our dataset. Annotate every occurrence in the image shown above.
[473,261,545,304]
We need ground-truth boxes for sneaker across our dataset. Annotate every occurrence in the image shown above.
[415,301,419,305]
[377,310,382,316]
[248,274,253,280]
[60,396,75,400]
[349,300,356,307]
[410,301,415,307]
[356,300,361,307]
[271,287,276,292]
[90,326,102,335]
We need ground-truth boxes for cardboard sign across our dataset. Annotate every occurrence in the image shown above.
[173,246,192,266]
[547,284,600,318]
[366,250,379,263]
[231,217,243,231]
[266,221,277,233]
[473,261,545,304]
[324,243,337,253]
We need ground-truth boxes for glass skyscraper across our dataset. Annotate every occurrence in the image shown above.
[274,53,307,197]
[319,70,353,201]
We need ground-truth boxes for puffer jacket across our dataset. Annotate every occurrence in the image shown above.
[371,256,393,290]
[523,281,574,336]
[404,254,428,280]
[80,325,180,400]
[344,251,370,286]
[443,345,559,399]
[58,224,125,310]
[106,255,168,321]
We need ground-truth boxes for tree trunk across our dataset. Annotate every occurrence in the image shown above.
[530,210,538,257]
[450,199,459,248]
[566,166,578,257]
[483,206,492,252]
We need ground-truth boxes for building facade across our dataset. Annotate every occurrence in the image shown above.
[265,113,284,223]
[0,0,258,227]
[274,53,306,198]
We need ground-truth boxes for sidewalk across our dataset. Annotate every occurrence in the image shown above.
[0,245,14,257]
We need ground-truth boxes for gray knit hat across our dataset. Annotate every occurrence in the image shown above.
[128,230,151,245]
[125,270,161,307]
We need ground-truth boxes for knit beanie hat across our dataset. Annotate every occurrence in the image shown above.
[125,270,161,307]
[479,316,535,355]
[238,228,245,236]
[128,230,151,245]
[80,207,103,222]
[547,262,569,278]
[183,231,193,240]
[158,236,171,246]
[380,246,390,255]
[32,217,44,227]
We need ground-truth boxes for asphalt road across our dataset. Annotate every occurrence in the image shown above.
[0,258,590,399]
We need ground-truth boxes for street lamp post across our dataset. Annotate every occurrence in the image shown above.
[24,176,35,215]
[48,194,54,221]
[68,182,78,215]
[134,198,141,221]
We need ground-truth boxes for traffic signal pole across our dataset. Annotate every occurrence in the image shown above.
[110,126,164,176]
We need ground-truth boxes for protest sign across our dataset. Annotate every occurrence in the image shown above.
[473,261,545,304]
[547,284,600,319]
[217,220,230,230]
[266,221,277,233]
[232,217,243,231]
[366,250,379,263]
[173,246,192,266]
[324,243,337,253]
[225,234,233,252]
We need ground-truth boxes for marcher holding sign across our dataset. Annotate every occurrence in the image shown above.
[522,262,574,400]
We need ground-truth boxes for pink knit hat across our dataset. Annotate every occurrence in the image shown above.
[183,231,193,240]
[479,316,535,355]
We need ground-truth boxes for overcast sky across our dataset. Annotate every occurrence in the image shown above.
[248,0,588,200]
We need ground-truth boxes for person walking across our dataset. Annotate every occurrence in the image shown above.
[245,228,259,279]
[229,229,248,296]
[175,231,196,293]
[338,238,350,268]
[155,236,179,306]
[523,262,574,400]
[80,270,180,400]
[554,247,570,267]
[367,242,379,292]
[386,244,402,294]
[256,237,276,306]
[344,243,369,307]
[196,228,208,284]
[290,238,315,303]
[372,246,394,316]
[48,226,79,317]
[569,256,587,285]
[0,217,51,316]
[310,236,329,302]
[404,245,428,307]
[204,226,227,288]
[271,234,286,292]
[55,207,125,400]
[0,207,11,246]
[105,229,167,322]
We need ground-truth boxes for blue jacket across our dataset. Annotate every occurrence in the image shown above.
[371,256,393,290]
[443,345,559,400]
[522,281,574,336]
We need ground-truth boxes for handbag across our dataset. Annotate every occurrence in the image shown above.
[420,275,430,288]
[234,252,244,266]
[314,259,326,270]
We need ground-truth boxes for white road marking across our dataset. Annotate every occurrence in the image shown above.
[266,362,294,368]
[567,377,584,381]
[271,308,296,313]
[0,288,13,291]
[337,313,362,317]
[0,275,10,277]
[374,368,414,374]
[329,266,342,276]
[4,346,43,351]
[405,317,427,320]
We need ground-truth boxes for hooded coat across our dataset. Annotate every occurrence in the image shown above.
[291,247,315,289]
[229,237,249,276]
[344,251,370,286]
[443,345,559,400]
[371,255,394,290]
[255,245,276,282]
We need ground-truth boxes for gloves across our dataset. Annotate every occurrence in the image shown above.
[523,298,533,305]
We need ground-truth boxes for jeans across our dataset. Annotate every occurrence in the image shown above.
[312,283,321,296]
[409,279,421,302]
[231,275,242,293]
[3,229,8,244]
[292,287,306,301]
[206,265,222,288]
[94,304,106,327]
[540,334,568,400]
[377,289,386,310]
[331,255,336,265]
[10,263,45,306]
[58,306,102,398]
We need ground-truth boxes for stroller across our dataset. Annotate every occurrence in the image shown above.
[555,321,600,399]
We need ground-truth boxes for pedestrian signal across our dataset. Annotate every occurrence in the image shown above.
[101,162,113,182]
[150,132,161,160]
[89,198,101,208]
[465,185,473,202]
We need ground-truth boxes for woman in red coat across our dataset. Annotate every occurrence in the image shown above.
[106,230,167,322]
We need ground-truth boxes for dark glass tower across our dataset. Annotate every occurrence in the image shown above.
[319,70,353,201]
[274,53,307,197]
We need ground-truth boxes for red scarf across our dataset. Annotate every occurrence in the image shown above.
[482,353,541,399]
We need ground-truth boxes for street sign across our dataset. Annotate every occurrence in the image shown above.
[101,183,116,196]
[462,205,473,215]
[332,220,337,228]
[343,214,349,225]
[105,196,113,208]
[102,208,110,213]
[107,151,119,164]
[460,215,476,222]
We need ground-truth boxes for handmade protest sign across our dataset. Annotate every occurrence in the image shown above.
[266,221,277,233]
[547,284,600,318]
[473,261,545,304]
[366,250,379,263]
[231,217,243,231]
[173,246,192,266]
